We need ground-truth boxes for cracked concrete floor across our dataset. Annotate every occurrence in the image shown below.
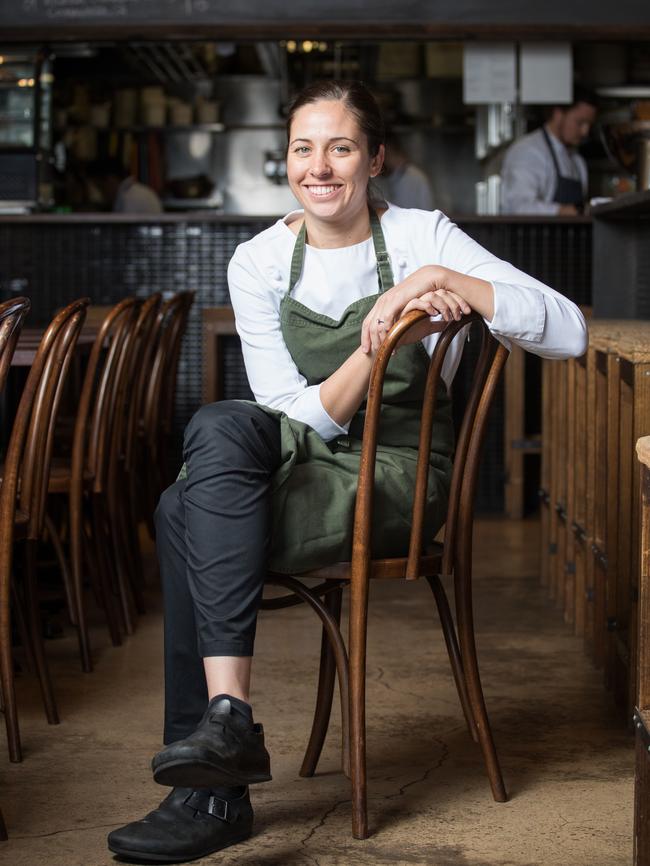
[1,519,633,865]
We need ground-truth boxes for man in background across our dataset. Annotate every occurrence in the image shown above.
[377,131,435,210]
[88,158,163,214]
[500,89,597,215]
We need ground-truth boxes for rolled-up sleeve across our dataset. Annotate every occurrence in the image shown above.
[228,248,348,441]
[434,212,588,359]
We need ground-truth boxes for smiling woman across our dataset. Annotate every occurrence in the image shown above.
[107,80,588,864]
[285,82,385,242]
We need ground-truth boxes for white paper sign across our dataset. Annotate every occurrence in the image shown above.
[463,43,516,105]
[520,43,573,104]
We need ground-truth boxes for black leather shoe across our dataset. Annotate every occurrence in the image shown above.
[152,697,272,789]
[107,786,253,863]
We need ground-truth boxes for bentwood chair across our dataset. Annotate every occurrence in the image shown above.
[0,297,31,841]
[265,310,510,838]
[141,291,195,524]
[0,298,89,764]
[46,297,157,670]
[0,298,31,393]
[119,293,163,595]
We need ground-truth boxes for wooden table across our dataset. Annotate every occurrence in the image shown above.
[634,435,650,866]
[202,307,237,404]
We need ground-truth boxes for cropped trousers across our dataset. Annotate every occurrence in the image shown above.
[154,401,282,744]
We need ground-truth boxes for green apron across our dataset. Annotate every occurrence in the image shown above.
[262,210,454,573]
[179,211,454,573]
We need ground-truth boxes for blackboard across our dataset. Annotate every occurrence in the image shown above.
[1,0,649,37]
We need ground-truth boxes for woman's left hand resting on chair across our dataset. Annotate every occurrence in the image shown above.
[361,264,495,354]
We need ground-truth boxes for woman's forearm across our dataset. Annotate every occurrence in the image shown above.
[320,269,493,429]
[443,269,494,321]
[319,345,375,428]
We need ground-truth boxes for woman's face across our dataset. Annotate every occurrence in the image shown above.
[287,99,384,224]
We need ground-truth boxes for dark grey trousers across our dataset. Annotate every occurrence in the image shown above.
[154,401,282,744]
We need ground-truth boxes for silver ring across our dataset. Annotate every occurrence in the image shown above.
[377,318,385,325]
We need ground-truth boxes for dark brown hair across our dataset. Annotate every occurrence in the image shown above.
[286,80,385,158]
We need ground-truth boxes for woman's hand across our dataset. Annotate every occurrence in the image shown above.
[394,292,468,347]
[361,266,471,353]
[361,263,494,354]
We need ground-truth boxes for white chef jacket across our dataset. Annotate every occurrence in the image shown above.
[114,176,163,214]
[500,126,588,216]
[228,203,587,441]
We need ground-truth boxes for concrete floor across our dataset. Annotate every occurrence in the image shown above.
[1,519,634,866]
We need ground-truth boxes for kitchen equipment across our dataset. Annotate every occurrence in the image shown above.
[638,138,650,190]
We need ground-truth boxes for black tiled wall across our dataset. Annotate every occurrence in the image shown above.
[0,217,592,512]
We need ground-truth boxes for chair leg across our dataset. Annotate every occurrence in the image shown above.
[455,564,507,803]
[125,470,146,590]
[348,568,370,839]
[94,495,134,636]
[23,540,59,725]
[426,574,478,743]
[299,586,347,778]
[109,502,138,633]
[115,485,145,615]
[44,512,77,627]
[11,582,37,675]
[68,492,93,673]
[266,578,350,780]
[84,512,122,647]
[0,580,22,762]
[0,804,7,841]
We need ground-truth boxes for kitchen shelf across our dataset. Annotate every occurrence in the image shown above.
[58,123,293,134]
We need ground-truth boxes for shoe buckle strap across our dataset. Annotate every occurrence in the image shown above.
[184,791,233,822]
[208,795,229,821]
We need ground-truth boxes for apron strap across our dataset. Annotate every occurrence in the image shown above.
[541,127,578,181]
[286,208,395,298]
[370,209,394,293]
[288,220,307,297]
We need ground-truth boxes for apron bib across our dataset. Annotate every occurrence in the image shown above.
[541,127,584,208]
[261,210,454,572]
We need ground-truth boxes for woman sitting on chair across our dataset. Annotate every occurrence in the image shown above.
[108,80,587,863]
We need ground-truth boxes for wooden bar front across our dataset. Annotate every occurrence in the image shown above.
[541,320,650,715]
[634,436,650,866]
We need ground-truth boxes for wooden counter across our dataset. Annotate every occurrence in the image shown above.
[541,319,650,718]
[635,435,650,866]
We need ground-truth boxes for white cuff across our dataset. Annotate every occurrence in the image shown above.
[316,383,350,439]
[489,281,546,343]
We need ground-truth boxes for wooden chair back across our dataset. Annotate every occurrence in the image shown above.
[1,298,89,542]
[0,298,31,394]
[160,291,194,442]
[353,311,509,579]
[142,291,194,490]
[124,293,163,476]
[73,298,140,497]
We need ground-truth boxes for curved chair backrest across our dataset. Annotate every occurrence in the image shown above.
[0,297,31,394]
[160,290,194,439]
[354,311,509,578]
[142,291,194,486]
[124,293,163,475]
[1,298,89,541]
[74,298,140,497]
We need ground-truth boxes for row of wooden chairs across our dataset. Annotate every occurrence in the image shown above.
[0,291,193,779]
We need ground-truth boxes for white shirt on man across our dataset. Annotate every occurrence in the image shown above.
[500,126,588,215]
[227,203,587,441]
